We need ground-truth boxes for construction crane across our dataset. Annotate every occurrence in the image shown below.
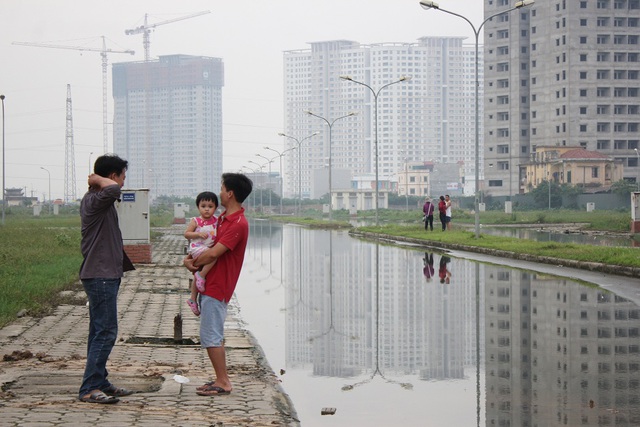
[13,37,135,154]
[125,11,211,61]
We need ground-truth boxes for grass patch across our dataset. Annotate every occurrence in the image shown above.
[0,215,83,327]
[456,209,631,232]
[354,224,640,268]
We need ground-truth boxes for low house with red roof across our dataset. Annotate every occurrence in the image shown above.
[520,146,624,193]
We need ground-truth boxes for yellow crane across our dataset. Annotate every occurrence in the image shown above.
[13,36,135,154]
[125,11,211,61]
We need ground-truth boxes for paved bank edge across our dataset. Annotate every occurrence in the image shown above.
[349,230,640,279]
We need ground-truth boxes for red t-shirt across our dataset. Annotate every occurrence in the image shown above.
[202,207,249,303]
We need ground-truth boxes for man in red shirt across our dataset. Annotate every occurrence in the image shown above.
[184,173,253,396]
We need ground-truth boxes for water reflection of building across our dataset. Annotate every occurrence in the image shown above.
[281,227,482,383]
[483,266,640,426]
[250,222,640,424]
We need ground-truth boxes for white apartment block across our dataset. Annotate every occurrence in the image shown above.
[484,0,640,196]
[112,55,224,199]
[283,38,483,200]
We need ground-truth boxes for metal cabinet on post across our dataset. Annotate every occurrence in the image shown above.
[116,188,152,263]
[632,192,640,234]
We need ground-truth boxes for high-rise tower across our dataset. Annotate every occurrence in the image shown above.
[484,0,640,196]
[283,38,481,199]
[112,54,224,198]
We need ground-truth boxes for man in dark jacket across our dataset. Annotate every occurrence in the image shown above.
[422,197,435,231]
[78,154,134,404]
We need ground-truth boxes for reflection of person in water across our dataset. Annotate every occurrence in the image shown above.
[422,252,434,282]
[439,255,452,284]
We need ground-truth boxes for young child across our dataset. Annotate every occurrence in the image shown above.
[184,191,219,316]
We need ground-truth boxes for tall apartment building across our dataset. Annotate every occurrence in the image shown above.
[112,54,224,198]
[484,0,640,197]
[283,37,482,199]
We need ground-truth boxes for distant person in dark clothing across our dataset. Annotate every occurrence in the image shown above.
[422,197,434,231]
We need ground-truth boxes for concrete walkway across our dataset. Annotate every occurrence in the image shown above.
[0,226,299,426]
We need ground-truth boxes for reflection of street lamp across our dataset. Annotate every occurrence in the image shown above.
[420,0,535,237]
[1,94,5,226]
[305,111,357,221]
[256,154,276,210]
[40,166,51,214]
[635,148,640,191]
[340,75,411,226]
[278,131,319,215]
[265,145,297,215]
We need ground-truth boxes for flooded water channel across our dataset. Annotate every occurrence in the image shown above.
[234,220,640,426]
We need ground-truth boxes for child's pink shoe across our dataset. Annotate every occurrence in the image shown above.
[187,299,200,316]
[194,272,206,292]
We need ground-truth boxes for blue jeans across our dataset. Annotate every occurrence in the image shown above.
[79,278,120,398]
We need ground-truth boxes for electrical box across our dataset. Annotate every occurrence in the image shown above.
[632,193,640,221]
[174,202,189,219]
[116,189,150,244]
[631,193,640,234]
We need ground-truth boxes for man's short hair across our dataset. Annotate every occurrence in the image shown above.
[94,154,128,178]
[222,173,253,203]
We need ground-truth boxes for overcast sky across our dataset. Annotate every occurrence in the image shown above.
[1,0,482,201]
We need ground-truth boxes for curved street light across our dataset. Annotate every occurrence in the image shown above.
[305,111,357,221]
[635,148,639,192]
[340,75,411,226]
[40,166,51,214]
[279,131,319,215]
[248,160,268,211]
[264,145,297,214]
[420,0,535,237]
[256,153,276,210]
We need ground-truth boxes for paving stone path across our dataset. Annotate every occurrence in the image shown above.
[0,226,299,426]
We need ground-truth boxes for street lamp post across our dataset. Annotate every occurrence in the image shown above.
[635,148,640,191]
[305,111,357,221]
[400,151,409,211]
[1,94,5,226]
[256,154,276,211]
[248,160,267,211]
[279,131,319,215]
[265,145,297,215]
[40,166,51,214]
[340,75,411,226]
[547,167,552,210]
[420,0,535,238]
[242,165,262,210]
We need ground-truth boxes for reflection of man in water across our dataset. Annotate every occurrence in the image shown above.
[439,255,452,284]
[422,252,434,282]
